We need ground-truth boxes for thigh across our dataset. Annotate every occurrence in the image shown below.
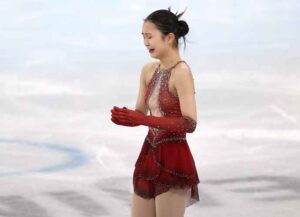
[155,188,188,217]
[131,192,156,217]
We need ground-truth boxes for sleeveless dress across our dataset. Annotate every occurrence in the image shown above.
[132,60,200,207]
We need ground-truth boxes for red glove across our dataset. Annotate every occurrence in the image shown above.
[111,106,197,133]
[111,106,141,127]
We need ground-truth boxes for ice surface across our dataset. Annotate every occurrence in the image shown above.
[0,68,299,217]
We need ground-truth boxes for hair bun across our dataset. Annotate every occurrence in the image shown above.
[178,20,189,37]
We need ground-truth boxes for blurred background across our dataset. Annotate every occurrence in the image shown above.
[0,0,299,216]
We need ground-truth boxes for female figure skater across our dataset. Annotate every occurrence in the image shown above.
[110,7,200,217]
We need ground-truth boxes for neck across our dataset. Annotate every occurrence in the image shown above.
[159,49,182,70]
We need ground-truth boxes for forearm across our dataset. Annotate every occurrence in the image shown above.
[111,106,197,132]
[141,114,197,133]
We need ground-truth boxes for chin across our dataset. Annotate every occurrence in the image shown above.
[150,52,161,59]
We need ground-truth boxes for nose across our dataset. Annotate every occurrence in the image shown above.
[143,39,149,47]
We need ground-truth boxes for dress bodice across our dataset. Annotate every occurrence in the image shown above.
[145,61,184,118]
[144,60,188,140]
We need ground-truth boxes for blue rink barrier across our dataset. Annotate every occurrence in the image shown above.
[0,138,90,177]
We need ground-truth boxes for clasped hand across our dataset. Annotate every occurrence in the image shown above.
[110,106,144,127]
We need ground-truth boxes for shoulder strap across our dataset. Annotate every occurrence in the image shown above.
[158,60,187,72]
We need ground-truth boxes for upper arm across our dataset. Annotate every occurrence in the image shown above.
[174,65,197,122]
[134,63,152,115]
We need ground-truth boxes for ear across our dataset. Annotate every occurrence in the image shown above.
[165,32,176,45]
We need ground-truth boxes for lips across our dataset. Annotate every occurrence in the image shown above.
[149,48,155,53]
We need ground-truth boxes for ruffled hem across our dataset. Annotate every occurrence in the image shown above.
[133,177,200,207]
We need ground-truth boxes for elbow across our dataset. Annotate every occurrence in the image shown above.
[187,128,196,133]
[187,123,197,133]
[182,115,197,133]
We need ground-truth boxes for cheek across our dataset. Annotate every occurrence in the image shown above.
[152,38,163,47]
[149,38,156,44]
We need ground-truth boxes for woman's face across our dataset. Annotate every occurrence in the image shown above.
[142,21,169,59]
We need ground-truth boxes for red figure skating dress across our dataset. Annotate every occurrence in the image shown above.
[133,60,200,207]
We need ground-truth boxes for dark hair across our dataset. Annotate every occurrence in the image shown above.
[144,6,189,50]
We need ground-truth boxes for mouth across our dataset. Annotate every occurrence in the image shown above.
[148,48,155,53]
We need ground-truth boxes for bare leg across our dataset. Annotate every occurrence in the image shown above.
[155,188,188,217]
[131,192,156,217]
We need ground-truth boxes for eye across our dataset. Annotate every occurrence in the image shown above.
[142,35,152,39]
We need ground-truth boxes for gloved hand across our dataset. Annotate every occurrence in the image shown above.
[111,106,141,127]
[111,106,197,133]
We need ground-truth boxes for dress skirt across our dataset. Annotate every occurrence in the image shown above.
[133,129,200,207]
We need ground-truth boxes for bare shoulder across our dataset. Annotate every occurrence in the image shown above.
[141,61,160,83]
[173,62,194,81]
[141,61,159,74]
